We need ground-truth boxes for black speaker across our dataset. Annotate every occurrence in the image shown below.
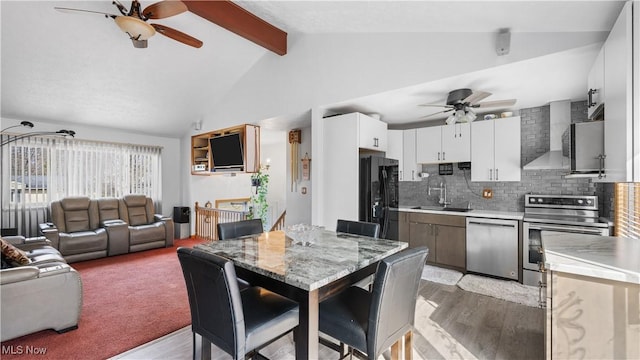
[173,206,191,223]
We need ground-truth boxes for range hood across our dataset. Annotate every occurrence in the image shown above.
[522,101,570,170]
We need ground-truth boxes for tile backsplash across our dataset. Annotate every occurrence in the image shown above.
[399,100,613,217]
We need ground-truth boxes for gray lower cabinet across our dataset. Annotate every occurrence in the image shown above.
[408,212,466,272]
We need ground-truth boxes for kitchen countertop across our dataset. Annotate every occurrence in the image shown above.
[396,206,523,221]
[542,231,640,284]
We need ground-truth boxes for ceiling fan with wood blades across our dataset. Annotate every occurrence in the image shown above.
[55,0,203,48]
[419,88,516,125]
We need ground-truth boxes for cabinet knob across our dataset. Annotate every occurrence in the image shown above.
[373,138,379,147]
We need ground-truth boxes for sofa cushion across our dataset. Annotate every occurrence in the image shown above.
[97,198,120,222]
[127,206,149,226]
[129,223,165,245]
[58,230,108,256]
[64,209,91,232]
[0,237,30,266]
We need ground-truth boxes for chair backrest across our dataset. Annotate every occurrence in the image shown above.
[119,195,155,226]
[50,197,99,233]
[367,246,429,358]
[177,247,246,358]
[336,219,380,239]
[217,219,263,240]
[97,198,120,223]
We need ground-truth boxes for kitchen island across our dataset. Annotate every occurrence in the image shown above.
[542,232,639,359]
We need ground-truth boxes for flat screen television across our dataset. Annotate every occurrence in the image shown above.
[209,133,244,170]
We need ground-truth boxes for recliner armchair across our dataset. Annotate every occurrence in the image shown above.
[1,236,82,341]
[40,196,108,263]
[119,195,174,252]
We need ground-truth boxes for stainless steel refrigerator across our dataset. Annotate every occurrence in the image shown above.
[359,156,399,239]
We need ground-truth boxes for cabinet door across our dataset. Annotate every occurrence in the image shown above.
[434,225,466,270]
[416,126,442,164]
[402,129,419,181]
[442,123,471,163]
[409,222,435,264]
[587,47,605,119]
[359,114,388,151]
[387,130,403,179]
[602,2,633,182]
[398,212,410,243]
[470,120,495,181]
[493,117,521,182]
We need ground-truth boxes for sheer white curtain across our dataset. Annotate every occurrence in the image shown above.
[1,135,162,237]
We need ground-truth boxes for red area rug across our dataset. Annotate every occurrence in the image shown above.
[1,237,205,360]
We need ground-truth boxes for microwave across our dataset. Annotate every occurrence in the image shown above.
[568,121,604,174]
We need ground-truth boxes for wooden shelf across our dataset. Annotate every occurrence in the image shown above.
[190,124,260,175]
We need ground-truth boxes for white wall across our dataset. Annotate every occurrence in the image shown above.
[261,134,287,227]
[285,126,312,226]
[0,117,181,218]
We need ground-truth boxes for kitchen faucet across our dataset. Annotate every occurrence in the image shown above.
[428,181,451,206]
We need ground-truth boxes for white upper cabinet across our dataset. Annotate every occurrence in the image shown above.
[416,123,470,164]
[358,113,388,151]
[587,47,605,119]
[416,126,442,163]
[387,129,420,181]
[597,2,633,182]
[403,129,420,181]
[471,117,521,182]
[442,123,471,163]
[387,129,403,175]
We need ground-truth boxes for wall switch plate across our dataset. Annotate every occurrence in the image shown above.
[482,189,493,199]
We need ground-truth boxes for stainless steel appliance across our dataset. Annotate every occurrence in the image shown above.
[568,121,605,177]
[466,217,519,280]
[359,156,399,239]
[522,194,610,286]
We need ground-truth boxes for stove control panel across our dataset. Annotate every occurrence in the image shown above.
[525,194,598,210]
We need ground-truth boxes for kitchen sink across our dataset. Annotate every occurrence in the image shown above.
[440,207,472,212]
[410,206,472,212]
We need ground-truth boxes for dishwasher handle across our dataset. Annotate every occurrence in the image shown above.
[467,220,516,228]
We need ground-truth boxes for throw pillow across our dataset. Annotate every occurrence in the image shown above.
[0,237,30,266]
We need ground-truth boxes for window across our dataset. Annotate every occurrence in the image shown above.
[1,135,162,236]
[614,183,640,239]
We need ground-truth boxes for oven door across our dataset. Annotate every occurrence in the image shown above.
[522,222,609,285]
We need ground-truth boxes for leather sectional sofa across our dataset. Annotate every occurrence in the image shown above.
[39,195,174,263]
[1,236,82,341]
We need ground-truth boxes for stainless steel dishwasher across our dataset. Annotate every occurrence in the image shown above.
[466,217,519,280]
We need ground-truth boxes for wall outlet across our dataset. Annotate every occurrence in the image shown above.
[482,188,493,199]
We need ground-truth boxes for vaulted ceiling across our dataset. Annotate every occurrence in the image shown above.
[0,1,626,137]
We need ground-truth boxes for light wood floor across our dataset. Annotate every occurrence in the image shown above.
[111,280,544,360]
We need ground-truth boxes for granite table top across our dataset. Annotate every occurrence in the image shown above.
[542,231,640,284]
[195,230,409,291]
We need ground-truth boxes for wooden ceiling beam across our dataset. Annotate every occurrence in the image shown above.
[184,0,287,56]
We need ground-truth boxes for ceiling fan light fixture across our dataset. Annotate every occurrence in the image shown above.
[446,114,457,125]
[115,16,155,40]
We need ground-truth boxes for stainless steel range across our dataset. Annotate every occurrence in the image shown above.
[522,194,611,286]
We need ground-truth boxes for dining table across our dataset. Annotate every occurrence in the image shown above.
[194,229,408,360]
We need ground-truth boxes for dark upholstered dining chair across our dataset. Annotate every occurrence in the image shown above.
[319,247,429,360]
[337,219,381,290]
[216,219,263,290]
[336,219,380,239]
[177,247,299,360]
[217,219,264,240]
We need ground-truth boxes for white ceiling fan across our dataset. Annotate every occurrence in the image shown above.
[419,88,517,125]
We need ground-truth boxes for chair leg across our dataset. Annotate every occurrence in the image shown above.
[201,335,212,360]
[192,332,196,360]
[404,331,413,360]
